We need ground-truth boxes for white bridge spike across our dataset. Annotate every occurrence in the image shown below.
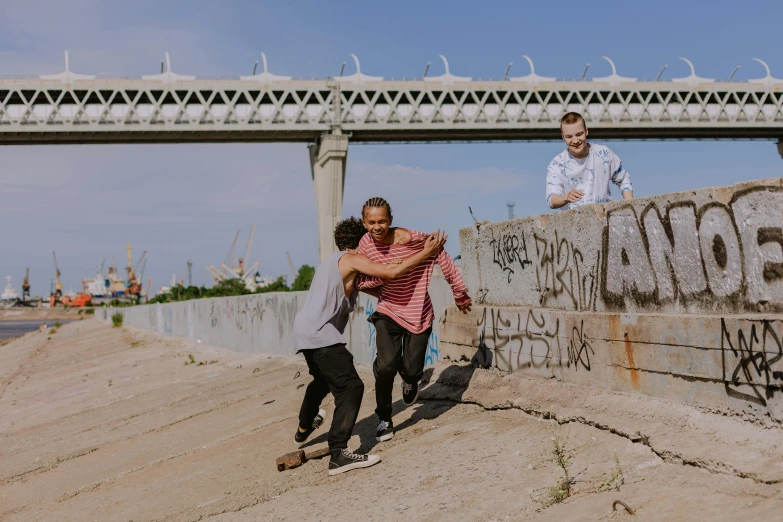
[671,57,714,88]
[423,54,471,85]
[142,52,195,83]
[509,55,555,85]
[603,56,617,75]
[439,55,449,75]
[240,52,292,83]
[522,55,535,74]
[592,56,637,86]
[351,53,361,74]
[749,58,783,90]
[335,54,383,84]
[39,50,96,83]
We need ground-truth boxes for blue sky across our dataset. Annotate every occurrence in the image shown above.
[1,0,781,295]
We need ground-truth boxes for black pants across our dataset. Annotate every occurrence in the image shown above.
[298,344,364,450]
[371,312,432,422]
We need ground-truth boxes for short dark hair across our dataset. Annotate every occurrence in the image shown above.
[334,217,368,250]
[560,112,586,129]
[361,197,392,219]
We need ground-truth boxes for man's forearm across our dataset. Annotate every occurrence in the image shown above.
[622,190,633,200]
[549,194,568,208]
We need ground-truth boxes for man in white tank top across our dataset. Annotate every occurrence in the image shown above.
[292,217,445,475]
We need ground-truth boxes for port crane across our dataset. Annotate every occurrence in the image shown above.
[22,267,30,299]
[207,224,262,290]
[52,251,62,298]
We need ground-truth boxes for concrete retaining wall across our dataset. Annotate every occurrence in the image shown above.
[98,275,455,367]
[460,177,783,314]
[444,178,783,425]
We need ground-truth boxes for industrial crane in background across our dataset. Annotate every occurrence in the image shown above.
[22,268,30,299]
[238,223,257,275]
[207,223,267,291]
[52,251,62,298]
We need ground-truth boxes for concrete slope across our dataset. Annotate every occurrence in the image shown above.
[1,320,781,521]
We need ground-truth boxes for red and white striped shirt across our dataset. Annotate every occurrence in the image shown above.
[356,229,470,334]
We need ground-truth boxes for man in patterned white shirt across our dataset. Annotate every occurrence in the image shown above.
[546,112,633,210]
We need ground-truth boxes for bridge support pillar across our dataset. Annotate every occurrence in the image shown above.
[777,139,783,160]
[309,133,349,262]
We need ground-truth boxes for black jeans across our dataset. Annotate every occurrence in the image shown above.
[370,312,432,422]
[298,344,364,450]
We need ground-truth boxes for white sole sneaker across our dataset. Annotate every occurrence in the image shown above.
[376,432,394,443]
[328,454,381,476]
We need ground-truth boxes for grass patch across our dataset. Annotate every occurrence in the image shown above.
[529,423,592,509]
[111,313,123,328]
[596,449,625,492]
[184,354,196,366]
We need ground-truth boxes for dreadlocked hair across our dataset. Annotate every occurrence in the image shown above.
[334,216,369,251]
[361,197,392,219]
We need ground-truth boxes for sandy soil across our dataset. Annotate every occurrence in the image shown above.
[1,320,781,521]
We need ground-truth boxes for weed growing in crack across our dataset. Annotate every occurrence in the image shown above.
[184,354,196,366]
[528,422,592,509]
[596,449,625,492]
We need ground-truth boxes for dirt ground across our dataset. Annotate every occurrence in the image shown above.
[1,320,781,521]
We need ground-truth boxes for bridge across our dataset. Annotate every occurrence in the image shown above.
[2,53,782,259]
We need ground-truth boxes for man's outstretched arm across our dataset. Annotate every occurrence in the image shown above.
[436,249,472,314]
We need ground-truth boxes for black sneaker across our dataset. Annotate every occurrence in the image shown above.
[294,408,327,444]
[328,448,381,476]
[376,420,394,442]
[402,380,419,406]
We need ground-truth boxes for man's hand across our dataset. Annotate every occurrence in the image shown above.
[422,230,447,257]
[457,300,472,314]
[550,190,584,208]
[566,188,584,203]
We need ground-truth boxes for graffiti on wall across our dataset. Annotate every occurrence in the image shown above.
[234,298,266,334]
[603,188,783,311]
[476,307,565,372]
[721,318,783,407]
[365,297,377,360]
[425,332,440,366]
[490,230,532,283]
[567,319,594,371]
[533,232,603,311]
[484,187,783,313]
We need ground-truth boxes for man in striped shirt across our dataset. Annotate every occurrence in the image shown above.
[356,197,472,442]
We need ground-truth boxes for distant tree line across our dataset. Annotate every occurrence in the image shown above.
[148,265,315,304]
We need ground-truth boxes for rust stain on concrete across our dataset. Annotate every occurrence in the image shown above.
[624,332,640,391]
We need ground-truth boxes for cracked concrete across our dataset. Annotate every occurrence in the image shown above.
[1,320,782,521]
